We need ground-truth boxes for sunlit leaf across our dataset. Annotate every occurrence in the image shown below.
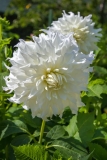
[12,144,50,160]
[87,84,103,98]
[64,115,78,137]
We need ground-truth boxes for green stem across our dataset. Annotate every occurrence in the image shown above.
[0,23,2,40]
[38,120,46,144]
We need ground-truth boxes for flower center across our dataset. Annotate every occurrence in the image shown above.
[41,68,66,90]
[46,72,62,90]
[73,27,89,42]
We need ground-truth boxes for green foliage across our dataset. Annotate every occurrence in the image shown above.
[52,150,63,160]
[64,115,78,137]
[0,72,8,92]
[46,125,65,139]
[49,140,80,160]
[79,151,94,160]
[77,113,95,147]
[12,144,50,160]
[88,84,104,98]
[89,143,107,159]
[0,17,10,31]
[87,79,107,98]
[21,111,42,128]
[64,113,95,147]
[0,120,27,139]
[11,134,31,146]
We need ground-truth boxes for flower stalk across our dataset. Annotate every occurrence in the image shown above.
[38,120,46,144]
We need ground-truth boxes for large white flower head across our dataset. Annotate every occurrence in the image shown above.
[49,11,102,54]
[4,31,94,120]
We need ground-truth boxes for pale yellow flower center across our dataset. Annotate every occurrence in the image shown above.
[41,68,67,90]
[73,27,89,42]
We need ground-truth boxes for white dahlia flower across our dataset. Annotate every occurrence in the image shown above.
[4,31,94,120]
[49,11,102,54]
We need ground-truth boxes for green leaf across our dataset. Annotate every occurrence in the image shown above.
[102,84,107,94]
[12,144,50,160]
[94,66,107,76]
[0,17,10,27]
[0,38,11,49]
[0,72,9,92]
[52,150,63,160]
[13,120,28,133]
[0,120,27,138]
[50,140,80,160]
[33,130,40,137]
[88,79,105,86]
[89,143,107,160]
[55,137,88,158]
[46,125,65,139]
[87,84,103,98]
[69,138,87,157]
[0,124,9,140]
[52,140,71,149]
[79,150,94,160]
[77,112,95,147]
[93,127,107,140]
[64,115,78,137]
[11,134,31,146]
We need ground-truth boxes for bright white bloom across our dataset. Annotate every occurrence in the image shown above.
[4,31,94,120]
[49,11,102,54]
